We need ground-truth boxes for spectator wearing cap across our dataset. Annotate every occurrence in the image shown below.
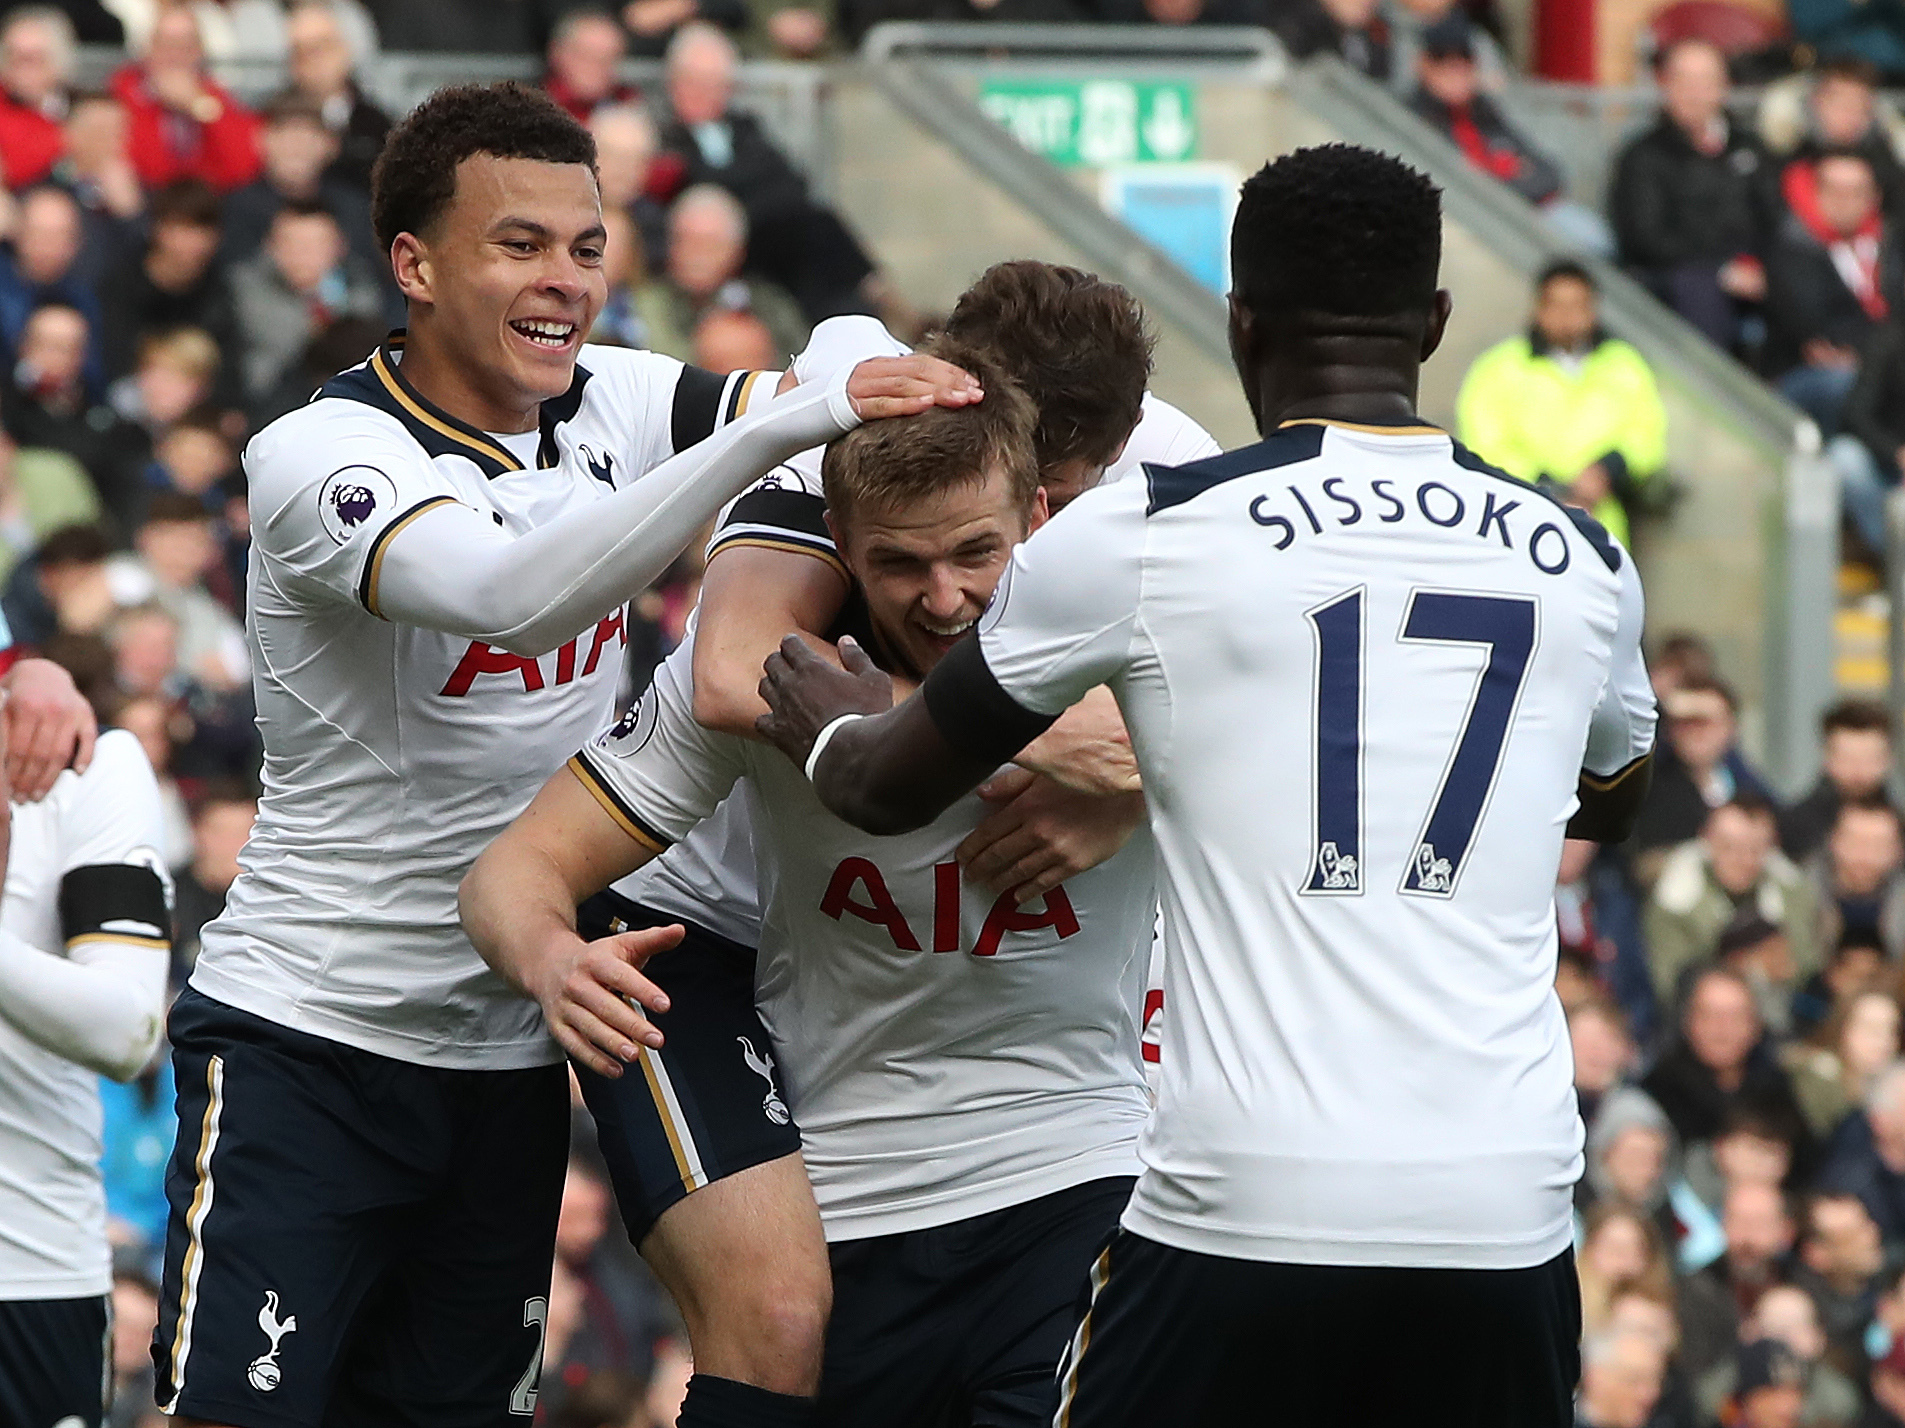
[654,24,882,325]
[1722,1337,1810,1428]
[1456,261,1667,548]
[228,202,381,424]
[277,0,390,196]
[1406,16,1613,254]
[542,11,640,123]
[1270,0,1390,80]
[636,184,807,363]
[1785,701,1897,861]
[1793,1191,1889,1380]
[0,7,74,190]
[1576,1329,1668,1428]
[1632,677,1777,880]
[1610,38,1778,351]
[109,6,260,194]
[1766,151,1902,434]
[1644,798,1820,1014]
[1380,0,1508,100]
[1677,1182,1798,1380]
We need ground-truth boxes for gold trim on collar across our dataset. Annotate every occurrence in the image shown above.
[371,348,524,472]
[1279,417,1445,437]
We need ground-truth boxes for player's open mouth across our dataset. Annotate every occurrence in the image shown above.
[918,617,975,652]
[510,319,578,350]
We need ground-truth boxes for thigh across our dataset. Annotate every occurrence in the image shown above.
[0,1295,109,1428]
[574,898,805,1250]
[326,1062,570,1428]
[156,989,435,1428]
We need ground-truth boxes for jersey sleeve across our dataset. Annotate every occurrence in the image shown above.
[950,478,1147,723]
[245,403,471,613]
[1582,545,1657,778]
[568,636,750,853]
[592,346,779,481]
[704,447,844,577]
[54,729,172,953]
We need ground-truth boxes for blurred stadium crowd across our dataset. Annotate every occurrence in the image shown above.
[8,0,1905,1423]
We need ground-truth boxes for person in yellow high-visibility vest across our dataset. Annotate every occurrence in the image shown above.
[1456,260,1668,546]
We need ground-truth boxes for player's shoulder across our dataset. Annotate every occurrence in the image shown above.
[246,391,423,492]
[1141,421,1327,517]
[49,727,159,816]
[1121,394,1221,470]
[572,342,687,399]
[1445,440,1626,577]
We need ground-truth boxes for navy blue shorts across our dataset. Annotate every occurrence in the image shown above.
[818,1176,1134,1428]
[154,987,570,1428]
[573,893,802,1247]
[0,1294,108,1427]
[1053,1235,1581,1427]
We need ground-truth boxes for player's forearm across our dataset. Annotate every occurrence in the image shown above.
[0,932,165,1080]
[1009,687,1140,796]
[460,842,594,999]
[377,369,861,658]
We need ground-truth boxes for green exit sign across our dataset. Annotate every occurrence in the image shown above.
[978,79,1197,166]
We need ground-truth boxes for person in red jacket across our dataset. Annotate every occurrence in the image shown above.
[0,9,75,191]
[109,6,259,194]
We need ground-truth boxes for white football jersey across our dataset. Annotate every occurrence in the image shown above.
[966,418,1657,1270]
[574,634,1155,1241]
[0,731,169,1298]
[614,394,1219,943]
[193,336,768,1069]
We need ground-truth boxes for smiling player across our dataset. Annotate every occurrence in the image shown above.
[152,82,973,1428]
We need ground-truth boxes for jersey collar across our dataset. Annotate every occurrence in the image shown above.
[1278,415,1446,438]
[370,331,526,476]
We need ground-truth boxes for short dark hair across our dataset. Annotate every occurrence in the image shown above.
[942,261,1153,472]
[1537,258,1596,294]
[1817,55,1881,89]
[34,522,109,568]
[1823,698,1890,738]
[1676,673,1739,714]
[148,177,221,230]
[1230,145,1442,321]
[822,342,1037,530]
[371,81,596,256]
[1716,787,1777,824]
[1834,795,1901,833]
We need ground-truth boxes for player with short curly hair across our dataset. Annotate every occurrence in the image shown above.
[150,80,973,1428]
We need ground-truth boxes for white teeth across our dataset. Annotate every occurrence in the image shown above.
[922,619,975,638]
[512,319,575,347]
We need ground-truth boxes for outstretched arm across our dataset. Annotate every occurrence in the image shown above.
[372,356,975,658]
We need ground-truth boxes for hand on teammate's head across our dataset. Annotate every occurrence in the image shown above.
[843,355,983,423]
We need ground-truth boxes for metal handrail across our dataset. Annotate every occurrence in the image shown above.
[863,21,1283,73]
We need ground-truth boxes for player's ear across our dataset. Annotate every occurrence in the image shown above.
[1026,485,1050,535]
[390,232,432,304]
[1421,289,1454,363]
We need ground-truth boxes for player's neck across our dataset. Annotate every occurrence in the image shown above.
[396,327,542,435]
[1249,333,1428,434]
[1256,381,1424,433]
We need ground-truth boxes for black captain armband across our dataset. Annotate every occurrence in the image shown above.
[1567,752,1654,845]
[59,862,171,951]
[920,637,1060,768]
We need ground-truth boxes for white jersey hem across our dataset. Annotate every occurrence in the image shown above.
[819,1140,1143,1243]
[1118,1198,1576,1271]
[0,1268,110,1300]
[188,965,563,1071]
